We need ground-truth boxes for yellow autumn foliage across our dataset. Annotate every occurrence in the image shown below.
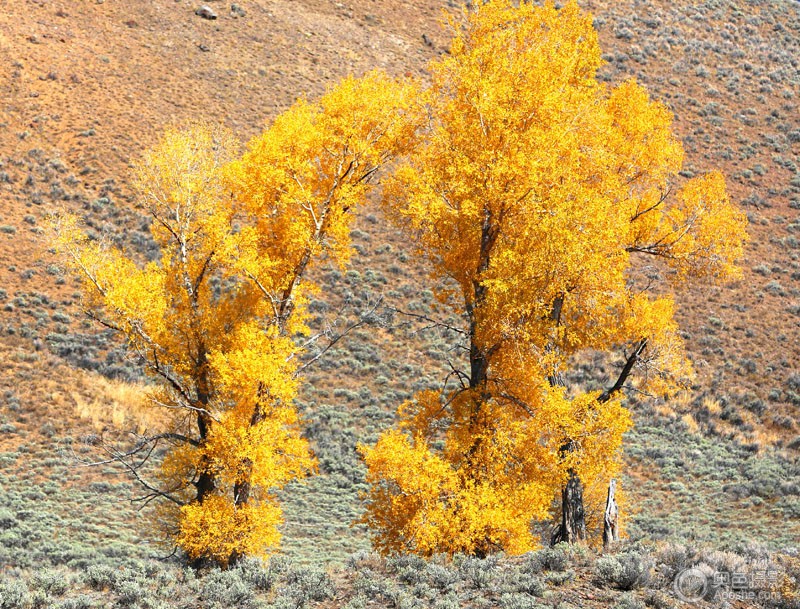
[362,0,747,556]
[176,494,283,566]
[51,70,422,566]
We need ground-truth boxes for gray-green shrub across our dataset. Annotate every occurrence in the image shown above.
[596,552,653,590]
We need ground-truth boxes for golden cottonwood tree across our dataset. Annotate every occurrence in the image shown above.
[52,71,421,567]
[360,0,747,556]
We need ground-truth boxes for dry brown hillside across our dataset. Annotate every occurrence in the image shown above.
[2,0,799,446]
[0,0,446,435]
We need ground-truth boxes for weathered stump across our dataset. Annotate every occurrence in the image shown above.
[603,478,619,550]
[551,464,587,545]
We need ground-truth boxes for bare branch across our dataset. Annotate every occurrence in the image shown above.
[498,392,535,416]
[84,309,124,333]
[444,359,470,390]
[294,296,384,376]
[599,339,648,403]
[74,434,187,507]
[389,306,468,336]
[192,250,215,296]
[629,187,671,223]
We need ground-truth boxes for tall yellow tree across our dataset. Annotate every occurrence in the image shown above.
[52,71,421,567]
[360,0,747,556]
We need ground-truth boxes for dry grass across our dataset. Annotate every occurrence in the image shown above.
[681,413,700,435]
[69,374,162,433]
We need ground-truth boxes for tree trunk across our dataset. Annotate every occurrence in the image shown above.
[226,474,252,566]
[551,459,587,545]
[228,403,266,566]
[603,478,619,550]
[193,348,217,504]
[190,410,217,569]
[194,412,216,502]
[546,304,586,547]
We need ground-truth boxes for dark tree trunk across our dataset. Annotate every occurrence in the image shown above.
[226,478,253,566]
[460,210,498,556]
[551,453,587,545]
[228,402,266,566]
[190,412,218,569]
[193,346,217,503]
[546,303,587,546]
[551,340,647,545]
[194,471,216,502]
[194,411,216,503]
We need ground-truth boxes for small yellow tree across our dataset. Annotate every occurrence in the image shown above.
[360,0,748,556]
[52,71,421,566]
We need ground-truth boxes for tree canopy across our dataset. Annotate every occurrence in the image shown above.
[52,71,421,566]
[360,0,748,556]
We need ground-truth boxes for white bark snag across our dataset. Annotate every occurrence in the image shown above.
[603,478,619,550]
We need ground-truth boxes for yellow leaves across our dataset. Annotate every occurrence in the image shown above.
[366,0,747,557]
[615,294,694,398]
[204,407,316,490]
[386,0,747,377]
[225,71,424,299]
[50,213,170,344]
[556,390,632,482]
[437,0,601,130]
[605,79,684,187]
[361,430,457,500]
[50,71,424,564]
[665,171,749,281]
[176,494,282,567]
[208,321,299,409]
[133,123,238,255]
[384,0,748,374]
[397,390,448,438]
[159,443,202,493]
[359,427,554,556]
[318,72,424,169]
[359,429,458,555]
[361,384,626,556]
